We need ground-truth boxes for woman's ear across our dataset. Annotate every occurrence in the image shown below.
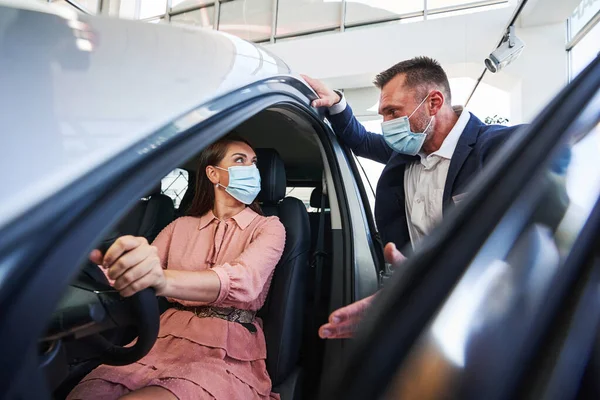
[206,165,220,185]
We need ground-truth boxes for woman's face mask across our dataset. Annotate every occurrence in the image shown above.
[215,164,261,205]
[381,93,435,156]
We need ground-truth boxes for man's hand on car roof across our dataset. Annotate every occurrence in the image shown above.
[301,74,342,108]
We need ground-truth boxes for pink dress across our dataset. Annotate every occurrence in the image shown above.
[68,208,286,400]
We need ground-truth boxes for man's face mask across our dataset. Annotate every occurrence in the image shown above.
[381,93,435,156]
[215,164,261,205]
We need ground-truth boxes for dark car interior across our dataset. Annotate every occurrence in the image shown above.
[47,107,341,400]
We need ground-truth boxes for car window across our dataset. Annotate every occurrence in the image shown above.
[554,123,600,252]
[286,186,316,211]
[161,168,189,209]
[353,154,383,217]
[354,119,386,216]
[563,123,600,207]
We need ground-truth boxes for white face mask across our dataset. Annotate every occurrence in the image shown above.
[381,93,435,156]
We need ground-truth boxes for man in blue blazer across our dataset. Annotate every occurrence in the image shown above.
[304,57,522,253]
[303,57,524,339]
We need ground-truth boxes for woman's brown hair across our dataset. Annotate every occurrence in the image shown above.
[187,134,263,217]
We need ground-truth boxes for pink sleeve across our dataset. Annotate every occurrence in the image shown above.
[151,219,177,269]
[211,217,286,306]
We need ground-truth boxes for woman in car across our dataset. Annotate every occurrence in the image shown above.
[68,135,286,400]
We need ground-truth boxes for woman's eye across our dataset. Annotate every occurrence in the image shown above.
[234,157,244,163]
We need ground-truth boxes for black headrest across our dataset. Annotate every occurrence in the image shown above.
[256,149,286,204]
[310,187,329,208]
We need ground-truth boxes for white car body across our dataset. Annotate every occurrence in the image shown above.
[0,0,291,227]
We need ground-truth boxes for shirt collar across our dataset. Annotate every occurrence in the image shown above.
[198,207,258,231]
[419,106,470,164]
[231,207,259,229]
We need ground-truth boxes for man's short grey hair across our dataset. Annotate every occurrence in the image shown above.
[374,56,452,104]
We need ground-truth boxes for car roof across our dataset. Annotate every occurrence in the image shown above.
[0,1,292,228]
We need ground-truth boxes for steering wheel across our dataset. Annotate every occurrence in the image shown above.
[43,261,160,366]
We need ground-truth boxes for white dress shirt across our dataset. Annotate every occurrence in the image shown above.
[404,106,470,246]
[329,95,470,247]
[329,92,348,115]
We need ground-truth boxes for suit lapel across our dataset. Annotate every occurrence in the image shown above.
[442,114,482,209]
[382,151,417,202]
[384,152,418,184]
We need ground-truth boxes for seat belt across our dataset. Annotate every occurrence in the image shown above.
[306,189,328,394]
[312,191,328,311]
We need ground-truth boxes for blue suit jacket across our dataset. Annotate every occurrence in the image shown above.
[327,104,524,251]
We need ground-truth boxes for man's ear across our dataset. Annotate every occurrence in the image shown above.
[206,165,219,185]
[429,90,445,115]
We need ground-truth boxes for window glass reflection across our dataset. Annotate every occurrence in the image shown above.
[345,16,424,31]
[570,21,600,79]
[171,0,214,12]
[427,1,509,19]
[276,0,342,36]
[570,0,600,39]
[555,123,600,252]
[140,0,167,19]
[119,0,137,19]
[219,0,273,42]
[171,6,215,29]
[73,0,99,13]
[52,0,99,13]
[428,0,484,10]
[345,0,423,26]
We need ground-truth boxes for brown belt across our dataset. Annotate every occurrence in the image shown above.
[173,303,257,333]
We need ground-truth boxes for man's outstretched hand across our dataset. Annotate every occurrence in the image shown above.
[319,243,406,339]
[318,294,374,339]
[300,74,341,108]
[383,242,407,265]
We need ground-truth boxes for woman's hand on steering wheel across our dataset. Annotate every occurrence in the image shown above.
[90,236,167,298]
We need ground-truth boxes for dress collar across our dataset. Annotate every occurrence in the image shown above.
[198,207,259,230]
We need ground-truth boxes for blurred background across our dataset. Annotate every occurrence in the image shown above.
[42,0,600,213]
